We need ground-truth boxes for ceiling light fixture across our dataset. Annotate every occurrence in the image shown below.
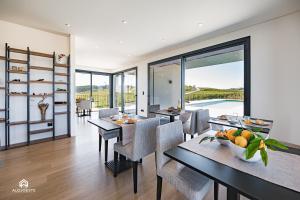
[119,40,124,44]
[65,23,71,27]
[95,45,99,49]
[198,23,203,27]
[121,20,127,24]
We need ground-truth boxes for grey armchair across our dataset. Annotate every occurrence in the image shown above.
[156,121,213,200]
[180,110,198,141]
[113,117,160,193]
[98,108,120,162]
[196,109,211,135]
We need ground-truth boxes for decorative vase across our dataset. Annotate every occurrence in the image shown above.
[38,96,49,121]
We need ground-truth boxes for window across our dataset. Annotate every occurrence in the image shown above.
[148,37,250,117]
[184,45,245,117]
[149,59,181,110]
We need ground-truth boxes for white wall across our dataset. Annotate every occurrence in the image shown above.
[125,11,300,145]
[0,20,70,146]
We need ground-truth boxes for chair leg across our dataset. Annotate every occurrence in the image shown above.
[117,137,119,142]
[105,140,108,163]
[184,133,186,142]
[114,151,118,177]
[214,181,219,200]
[156,175,162,200]
[99,135,102,152]
[191,134,194,139]
[133,161,138,193]
[139,158,142,164]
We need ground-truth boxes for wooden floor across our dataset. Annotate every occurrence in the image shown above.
[0,113,242,200]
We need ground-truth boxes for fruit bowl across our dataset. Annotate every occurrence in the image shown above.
[216,138,231,146]
[229,142,261,162]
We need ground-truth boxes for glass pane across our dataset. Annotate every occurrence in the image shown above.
[75,72,91,102]
[92,74,110,110]
[113,74,122,110]
[124,70,136,114]
[149,59,181,110]
[184,45,244,117]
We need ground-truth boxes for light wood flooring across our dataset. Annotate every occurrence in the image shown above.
[0,113,241,200]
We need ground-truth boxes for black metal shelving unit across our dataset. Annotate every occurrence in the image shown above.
[1,43,71,150]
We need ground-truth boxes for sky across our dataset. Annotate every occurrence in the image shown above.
[185,61,244,89]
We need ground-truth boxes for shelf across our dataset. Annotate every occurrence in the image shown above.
[30,128,53,135]
[8,81,27,84]
[55,82,67,85]
[30,51,53,58]
[30,94,53,97]
[55,91,68,93]
[7,70,27,74]
[10,48,27,54]
[0,56,5,60]
[30,80,53,84]
[55,72,68,76]
[30,66,53,71]
[8,58,27,64]
[29,119,53,124]
[55,63,68,68]
[8,93,28,96]
[9,120,27,126]
[55,111,68,115]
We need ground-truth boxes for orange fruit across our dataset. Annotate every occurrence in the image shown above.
[241,130,252,141]
[235,136,248,148]
[226,129,238,135]
[225,131,236,142]
[215,131,224,137]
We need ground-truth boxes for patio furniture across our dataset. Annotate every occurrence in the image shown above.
[156,121,213,200]
[98,108,120,162]
[113,117,160,193]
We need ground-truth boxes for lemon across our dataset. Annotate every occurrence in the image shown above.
[241,130,252,141]
[235,136,248,148]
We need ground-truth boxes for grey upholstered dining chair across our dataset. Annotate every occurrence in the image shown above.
[98,108,120,163]
[113,117,160,193]
[196,109,211,135]
[156,121,213,200]
[180,110,198,141]
[148,104,160,118]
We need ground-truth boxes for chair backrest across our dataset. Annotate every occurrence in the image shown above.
[196,109,210,134]
[131,118,160,161]
[156,121,183,171]
[179,110,192,124]
[148,104,160,118]
[189,110,198,134]
[99,108,119,118]
[79,100,91,109]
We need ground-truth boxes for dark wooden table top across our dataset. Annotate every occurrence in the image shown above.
[164,147,300,200]
[149,109,181,117]
[87,119,121,131]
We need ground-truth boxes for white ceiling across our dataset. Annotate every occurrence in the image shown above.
[0,0,299,69]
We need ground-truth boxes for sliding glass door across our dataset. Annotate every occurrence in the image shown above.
[149,59,181,110]
[113,68,137,114]
[75,71,111,111]
[148,37,250,117]
[184,45,245,117]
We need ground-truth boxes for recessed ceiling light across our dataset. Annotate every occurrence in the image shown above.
[65,23,71,27]
[119,40,124,44]
[121,20,127,24]
[127,54,132,57]
[95,45,99,49]
[198,23,203,27]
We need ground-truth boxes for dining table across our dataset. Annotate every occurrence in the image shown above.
[164,132,300,200]
[149,109,181,122]
[88,115,147,174]
[208,116,273,134]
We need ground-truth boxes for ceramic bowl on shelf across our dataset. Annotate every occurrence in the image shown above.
[229,142,261,162]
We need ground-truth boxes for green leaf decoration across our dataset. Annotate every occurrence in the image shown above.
[265,144,277,151]
[265,139,288,150]
[199,136,214,144]
[251,127,263,132]
[249,137,262,144]
[245,139,261,159]
[260,148,268,166]
[216,136,229,140]
[233,129,243,136]
[210,137,215,142]
[248,134,256,143]
[255,133,266,139]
